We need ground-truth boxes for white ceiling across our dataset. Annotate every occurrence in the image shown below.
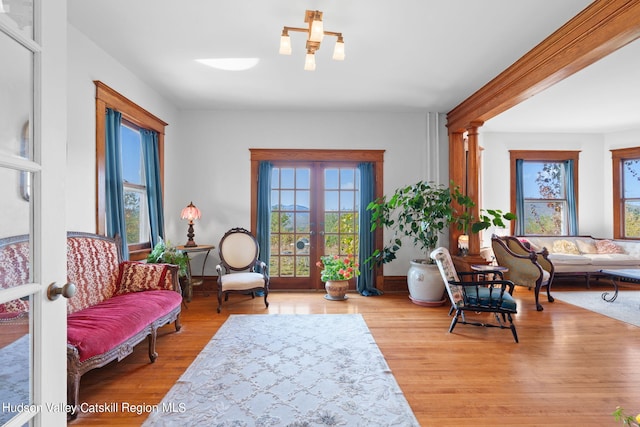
[66,0,636,133]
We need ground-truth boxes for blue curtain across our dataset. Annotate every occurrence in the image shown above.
[565,160,578,235]
[515,159,525,235]
[105,108,129,259]
[256,161,273,272]
[357,162,382,296]
[141,129,164,247]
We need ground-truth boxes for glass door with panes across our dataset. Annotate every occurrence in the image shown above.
[269,164,359,290]
[0,1,69,425]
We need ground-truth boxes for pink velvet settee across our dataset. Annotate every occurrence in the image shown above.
[0,232,183,418]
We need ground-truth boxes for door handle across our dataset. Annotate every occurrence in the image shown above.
[47,282,77,301]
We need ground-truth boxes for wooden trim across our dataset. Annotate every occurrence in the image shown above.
[611,146,640,239]
[249,149,386,284]
[447,0,640,245]
[509,150,580,235]
[447,0,640,132]
[94,81,168,245]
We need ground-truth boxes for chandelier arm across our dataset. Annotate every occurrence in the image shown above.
[283,26,309,34]
[322,31,342,38]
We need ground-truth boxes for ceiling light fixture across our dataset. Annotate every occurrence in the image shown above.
[279,10,345,71]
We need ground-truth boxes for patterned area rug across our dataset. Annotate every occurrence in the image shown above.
[553,291,640,327]
[143,314,419,426]
[0,334,29,425]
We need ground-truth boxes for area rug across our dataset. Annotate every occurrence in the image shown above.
[143,314,419,426]
[0,334,29,425]
[553,291,640,327]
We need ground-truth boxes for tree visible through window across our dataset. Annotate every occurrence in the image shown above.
[522,162,568,234]
[121,123,150,246]
[510,150,579,236]
[612,147,640,239]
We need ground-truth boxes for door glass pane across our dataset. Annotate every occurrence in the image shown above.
[323,167,359,257]
[0,0,34,40]
[0,168,32,424]
[0,30,32,158]
[270,167,312,278]
[0,298,31,425]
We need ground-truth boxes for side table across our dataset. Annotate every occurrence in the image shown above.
[176,244,215,302]
[471,264,508,281]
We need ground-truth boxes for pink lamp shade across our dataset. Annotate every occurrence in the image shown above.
[181,202,201,223]
[181,202,201,247]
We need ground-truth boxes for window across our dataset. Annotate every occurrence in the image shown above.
[121,123,150,246]
[510,151,579,236]
[95,81,167,259]
[612,147,640,239]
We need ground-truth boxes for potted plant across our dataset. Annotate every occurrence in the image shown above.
[367,180,514,306]
[316,254,360,301]
[147,238,189,281]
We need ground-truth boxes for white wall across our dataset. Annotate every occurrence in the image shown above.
[165,111,446,275]
[481,130,640,240]
[66,24,179,232]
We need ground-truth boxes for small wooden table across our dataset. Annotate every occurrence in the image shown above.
[177,244,215,302]
[471,264,508,280]
[599,269,640,302]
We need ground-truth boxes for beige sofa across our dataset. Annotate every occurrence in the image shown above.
[517,235,640,285]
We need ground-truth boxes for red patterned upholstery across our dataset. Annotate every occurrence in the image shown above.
[66,235,121,314]
[0,236,30,319]
[117,261,173,294]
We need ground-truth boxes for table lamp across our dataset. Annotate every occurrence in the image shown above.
[180,201,201,247]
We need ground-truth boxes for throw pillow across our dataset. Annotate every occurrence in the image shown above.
[595,239,625,254]
[576,239,597,254]
[552,239,580,254]
[117,261,170,294]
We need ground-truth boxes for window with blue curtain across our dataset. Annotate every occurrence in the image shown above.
[97,82,168,260]
[513,152,579,236]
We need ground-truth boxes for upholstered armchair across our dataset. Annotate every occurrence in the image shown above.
[491,235,555,311]
[216,227,269,313]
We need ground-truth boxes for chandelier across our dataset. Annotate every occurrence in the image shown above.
[279,10,345,71]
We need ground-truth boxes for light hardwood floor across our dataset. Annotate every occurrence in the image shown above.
[69,281,640,426]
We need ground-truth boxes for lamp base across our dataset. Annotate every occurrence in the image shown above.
[185,222,197,247]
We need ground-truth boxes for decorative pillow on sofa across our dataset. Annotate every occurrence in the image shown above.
[595,239,625,254]
[552,239,580,254]
[576,239,598,254]
[117,261,170,294]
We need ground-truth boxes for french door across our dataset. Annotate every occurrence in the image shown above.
[269,163,360,290]
[0,1,68,426]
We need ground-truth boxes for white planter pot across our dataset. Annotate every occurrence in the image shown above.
[407,259,446,307]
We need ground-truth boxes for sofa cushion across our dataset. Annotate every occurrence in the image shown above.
[588,254,640,266]
[67,290,182,362]
[595,240,625,254]
[547,253,592,264]
[576,239,598,254]
[552,239,580,254]
[117,261,171,294]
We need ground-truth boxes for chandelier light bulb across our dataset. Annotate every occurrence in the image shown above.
[304,53,316,71]
[309,13,324,42]
[333,38,345,61]
[279,34,292,55]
